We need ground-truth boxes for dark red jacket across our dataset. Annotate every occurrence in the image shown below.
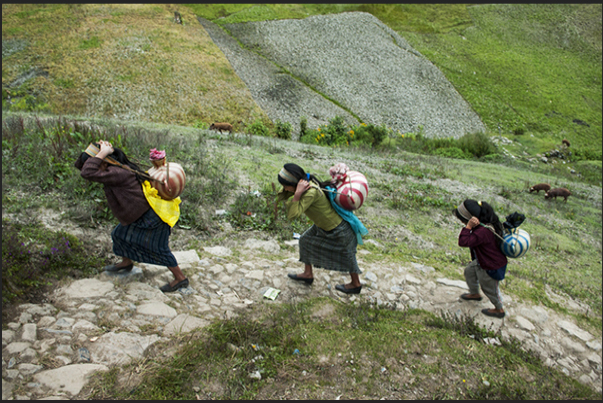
[80,157,150,226]
[458,225,508,271]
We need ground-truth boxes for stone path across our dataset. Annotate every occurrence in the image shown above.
[2,239,602,399]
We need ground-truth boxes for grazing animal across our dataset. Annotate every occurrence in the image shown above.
[544,187,572,202]
[174,11,182,24]
[209,122,233,134]
[562,139,571,147]
[529,183,551,193]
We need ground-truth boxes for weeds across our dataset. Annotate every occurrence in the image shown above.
[1,218,108,310]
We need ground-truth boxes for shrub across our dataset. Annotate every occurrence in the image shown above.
[457,132,497,158]
[433,146,471,159]
[248,119,269,137]
[299,116,308,140]
[275,119,292,140]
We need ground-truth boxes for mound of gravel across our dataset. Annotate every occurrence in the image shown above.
[199,12,485,138]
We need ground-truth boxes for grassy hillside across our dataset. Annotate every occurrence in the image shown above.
[3,4,601,155]
[1,4,271,128]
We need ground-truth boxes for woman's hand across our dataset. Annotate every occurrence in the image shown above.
[466,216,480,230]
[293,179,311,201]
[96,140,114,159]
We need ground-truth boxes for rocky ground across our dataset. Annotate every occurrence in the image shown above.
[199,12,485,139]
[2,229,602,399]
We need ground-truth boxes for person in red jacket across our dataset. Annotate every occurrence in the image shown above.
[454,199,508,318]
[74,140,188,293]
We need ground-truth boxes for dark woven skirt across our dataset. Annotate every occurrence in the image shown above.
[111,208,178,267]
[299,220,361,274]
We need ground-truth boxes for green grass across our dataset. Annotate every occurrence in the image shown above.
[85,298,600,400]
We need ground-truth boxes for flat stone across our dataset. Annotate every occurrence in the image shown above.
[436,278,469,290]
[405,274,422,285]
[2,379,14,400]
[210,264,225,275]
[412,262,435,274]
[244,239,280,254]
[72,320,100,333]
[519,306,549,324]
[61,279,114,299]
[173,249,201,264]
[23,303,57,317]
[34,364,109,395]
[364,272,378,282]
[515,316,535,332]
[19,312,32,323]
[37,316,56,328]
[55,317,76,328]
[20,347,37,362]
[163,314,210,336]
[88,332,162,366]
[136,302,177,318]
[78,303,99,311]
[586,341,602,351]
[126,282,169,303]
[100,266,144,283]
[586,353,602,366]
[284,240,299,247]
[245,270,264,281]
[203,246,232,257]
[557,320,593,342]
[17,363,43,376]
[5,342,32,355]
[560,337,586,354]
[3,329,16,344]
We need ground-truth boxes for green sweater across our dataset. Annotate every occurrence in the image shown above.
[278,186,342,231]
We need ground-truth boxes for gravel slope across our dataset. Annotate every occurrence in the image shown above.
[200,12,485,138]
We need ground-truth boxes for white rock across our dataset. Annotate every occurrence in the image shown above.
[557,320,593,342]
[5,342,32,355]
[514,316,535,332]
[436,278,469,290]
[405,274,421,285]
[163,314,209,336]
[88,332,162,366]
[519,306,549,324]
[34,364,109,395]
[2,330,16,345]
[60,279,114,299]
[560,337,586,354]
[136,302,177,318]
[203,246,232,257]
[173,249,201,264]
[244,239,281,254]
[245,270,265,281]
[586,341,602,351]
[72,320,100,333]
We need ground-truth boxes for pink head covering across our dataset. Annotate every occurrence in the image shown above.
[149,148,166,161]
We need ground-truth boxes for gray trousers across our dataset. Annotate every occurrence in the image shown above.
[464,259,503,310]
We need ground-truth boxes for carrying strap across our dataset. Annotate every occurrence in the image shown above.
[479,223,506,241]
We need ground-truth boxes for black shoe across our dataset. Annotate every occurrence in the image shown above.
[103,263,133,272]
[160,278,189,293]
[482,308,505,318]
[335,284,362,294]
[460,293,483,301]
[287,273,314,285]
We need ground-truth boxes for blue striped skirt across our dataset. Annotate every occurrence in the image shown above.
[111,208,178,267]
[299,220,361,274]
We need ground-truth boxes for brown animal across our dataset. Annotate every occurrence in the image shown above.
[562,139,570,147]
[209,122,233,134]
[529,183,551,193]
[544,187,572,202]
